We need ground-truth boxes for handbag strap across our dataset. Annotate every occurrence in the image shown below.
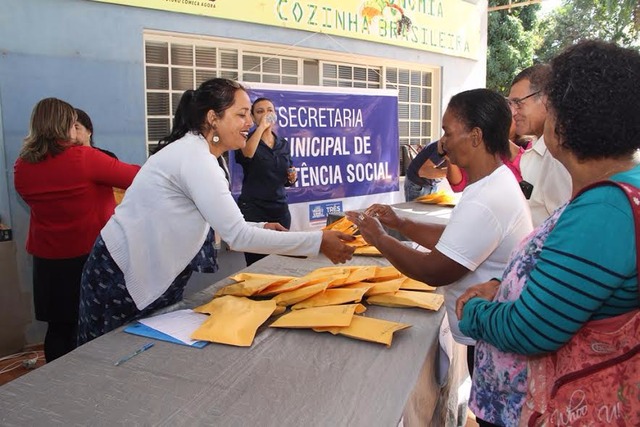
[574,180,640,304]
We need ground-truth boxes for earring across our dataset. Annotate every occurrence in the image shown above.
[212,135,220,144]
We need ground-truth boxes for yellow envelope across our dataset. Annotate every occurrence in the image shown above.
[345,235,369,248]
[341,265,379,285]
[339,282,379,293]
[313,315,411,347]
[272,305,286,316]
[367,290,444,311]
[291,288,369,310]
[415,190,457,205]
[191,296,277,346]
[215,273,296,297]
[273,280,330,307]
[322,216,358,235]
[399,277,436,292]
[354,245,382,256]
[269,303,366,329]
[365,277,405,296]
[368,265,403,282]
[258,267,351,295]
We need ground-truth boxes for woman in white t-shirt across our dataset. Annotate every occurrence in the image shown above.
[347,88,533,374]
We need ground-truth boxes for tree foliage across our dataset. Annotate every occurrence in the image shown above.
[486,1,540,94]
[535,0,640,62]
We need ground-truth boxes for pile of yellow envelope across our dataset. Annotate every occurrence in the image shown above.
[415,190,459,206]
[192,264,444,348]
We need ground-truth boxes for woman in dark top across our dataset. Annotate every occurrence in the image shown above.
[235,97,297,265]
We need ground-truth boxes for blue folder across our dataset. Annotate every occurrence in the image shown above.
[123,322,208,348]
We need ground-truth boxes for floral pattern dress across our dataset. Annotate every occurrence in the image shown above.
[468,204,568,426]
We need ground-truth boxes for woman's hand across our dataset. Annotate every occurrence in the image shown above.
[345,210,388,247]
[264,222,287,231]
[363,204,402,230]
[320,230,355,264]
[287,167,297,184]
[455,279,501,320]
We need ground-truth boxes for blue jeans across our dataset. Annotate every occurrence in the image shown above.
[404,178,439,202]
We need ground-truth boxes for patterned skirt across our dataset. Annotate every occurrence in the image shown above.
[77,229,218,345]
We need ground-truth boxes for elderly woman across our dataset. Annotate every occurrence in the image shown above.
[457,40,640,426]
[347,88,533,374]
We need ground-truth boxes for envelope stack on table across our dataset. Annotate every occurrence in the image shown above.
[191,264,444,348]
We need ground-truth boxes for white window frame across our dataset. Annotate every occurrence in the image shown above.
[143,31,441,161]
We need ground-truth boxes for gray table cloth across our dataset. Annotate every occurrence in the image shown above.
[0,204,467,427]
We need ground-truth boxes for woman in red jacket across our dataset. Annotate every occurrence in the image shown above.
[14,98,140,362]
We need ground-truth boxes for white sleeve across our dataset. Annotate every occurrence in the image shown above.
[178,154,321,256]
[435,201,504,271]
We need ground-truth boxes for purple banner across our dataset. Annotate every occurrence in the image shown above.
[229,85,399,203]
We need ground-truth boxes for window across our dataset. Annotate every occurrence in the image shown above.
[144,32,439,170]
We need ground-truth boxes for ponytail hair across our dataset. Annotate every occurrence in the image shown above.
[154,78,246,154]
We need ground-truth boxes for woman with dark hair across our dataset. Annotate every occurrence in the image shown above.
[456,40,640,426]
[235,97,297,266]
[74,108,118,158]
[78,78,354,344]
[347,88,533,374]
[14,98,140,361]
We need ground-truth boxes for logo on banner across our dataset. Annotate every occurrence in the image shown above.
[309,201,343,223]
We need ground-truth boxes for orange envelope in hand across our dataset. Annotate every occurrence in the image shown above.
[191,296,277,346]
[291,288,369,310]
[313,315,411,347]
[367,290,444,311]
[269,303,366,329]
[353,245,382,256]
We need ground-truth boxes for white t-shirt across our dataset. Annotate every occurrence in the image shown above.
[435,165,533,345]
[520,136,572,226]
[102,132,321,310]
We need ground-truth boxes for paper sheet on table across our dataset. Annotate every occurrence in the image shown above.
[192,296,277,347]
[367,290,444,311]
[138,309,209,346]
[270,303,366,329]
[314,315,411,347]
[291,288,369,310]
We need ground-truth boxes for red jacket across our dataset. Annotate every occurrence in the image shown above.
[14,144,141,259]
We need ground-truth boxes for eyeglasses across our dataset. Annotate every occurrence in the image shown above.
[506,91,540,110]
